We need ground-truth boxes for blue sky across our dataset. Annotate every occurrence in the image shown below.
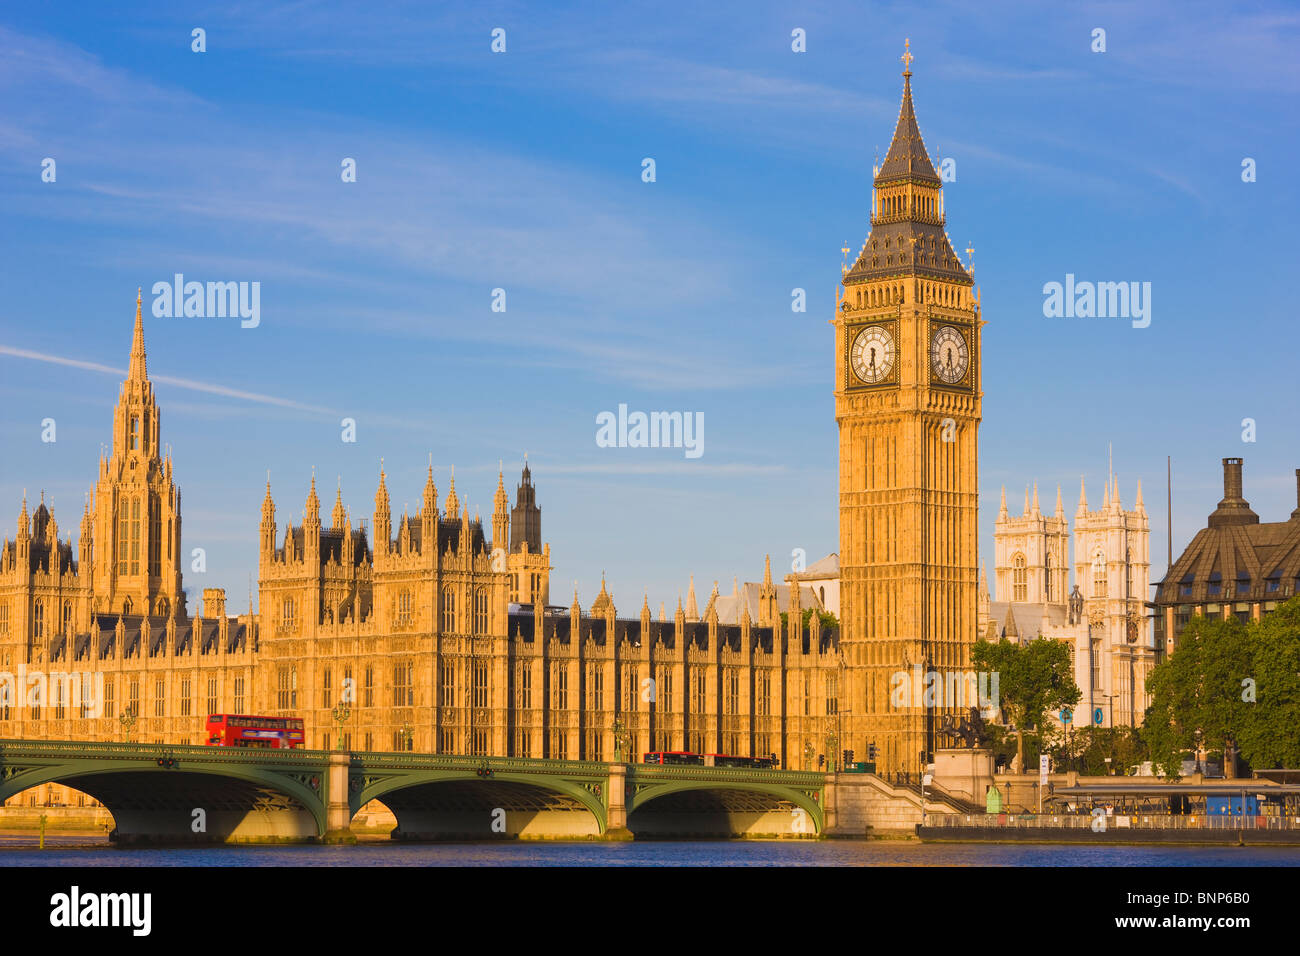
[1,1,1297,615]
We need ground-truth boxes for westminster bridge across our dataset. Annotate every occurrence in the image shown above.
[0,740,845,843]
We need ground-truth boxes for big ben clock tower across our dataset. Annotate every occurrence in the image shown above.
[834,42,982,775]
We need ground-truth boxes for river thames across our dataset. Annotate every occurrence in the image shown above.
[2,837,1297,866]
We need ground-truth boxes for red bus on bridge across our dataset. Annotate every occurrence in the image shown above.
[205,714,305,749]
[643,751,775,769]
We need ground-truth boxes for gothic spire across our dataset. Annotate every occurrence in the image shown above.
[423,458,437,515]
[305,471,320,522]
[494,463,509,511]
[876,40,941,185]
[845,41,969,285]
[261,476,275,523]
[128,287,148,381]
[332,478,346,530]
[445,468,459,517]
[375,463,389,507]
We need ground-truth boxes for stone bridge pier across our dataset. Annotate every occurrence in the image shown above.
[323,752,356,844]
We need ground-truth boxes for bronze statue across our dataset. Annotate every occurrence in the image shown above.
[937,706,988,749]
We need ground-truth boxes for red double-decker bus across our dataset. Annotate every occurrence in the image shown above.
[643,751,776,769]
[205,714,305,749]
[642,750,706,766]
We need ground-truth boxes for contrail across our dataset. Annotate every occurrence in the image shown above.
[0,344,335,414]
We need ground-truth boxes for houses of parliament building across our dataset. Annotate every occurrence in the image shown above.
[0,298,843,768]
[2,50,988,775]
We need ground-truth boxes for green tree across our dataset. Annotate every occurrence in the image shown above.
[1235,596,1300,769]
[971,637,1081,773]
[1144,613,1256,777]
[779,608,839,631]
[1063,726,1149,776]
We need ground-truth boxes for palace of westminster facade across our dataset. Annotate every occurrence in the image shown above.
[0,51,1163,777]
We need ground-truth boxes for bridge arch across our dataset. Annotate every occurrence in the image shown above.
[0,744,327,843]
[354,770,607,840]
[628,781,824,837]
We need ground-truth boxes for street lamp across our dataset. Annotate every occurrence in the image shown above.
[399,722,413,752]
[331,702,351,751]
[612,717,629,763]
[118,704,136,743]
[921,760,932,827]
[1100,692,1122,731]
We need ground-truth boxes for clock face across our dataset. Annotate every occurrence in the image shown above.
[930,326,969,384]
[851,326,894,384]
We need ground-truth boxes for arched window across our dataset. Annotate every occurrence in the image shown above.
[117,504,129,576]
[474,588,488,634]
[33,599,45,638]
[130,497,141,575]
[62,602,72,636]
[1093,551,1108,598]
[1012,553,1027,603]
[442,586,456,633]
[1045,554,1054,602]
[148,494,161,577]
[121,597,132,616]
[130,416,140,451]
[395,589,412,628]
[281,596,296,632]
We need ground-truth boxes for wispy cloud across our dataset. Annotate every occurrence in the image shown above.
[0,344,337,414]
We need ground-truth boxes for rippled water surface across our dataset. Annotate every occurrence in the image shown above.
[1,836,1297,866]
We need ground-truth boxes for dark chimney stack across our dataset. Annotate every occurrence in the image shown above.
[1208,457,1260,528]
[1224,457,1243,500]
[1292,468,1300,520]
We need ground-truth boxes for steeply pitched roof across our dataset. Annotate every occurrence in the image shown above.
[875,72,940,185]
[843,66,971,286]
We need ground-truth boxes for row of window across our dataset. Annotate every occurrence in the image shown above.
[279,586,493,634]
[498,664,824,717]
[0,674,246,721]
[1008,549,1135,602]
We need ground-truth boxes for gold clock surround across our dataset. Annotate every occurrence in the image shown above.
[846,319,899,388]
[927,318,973,388]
